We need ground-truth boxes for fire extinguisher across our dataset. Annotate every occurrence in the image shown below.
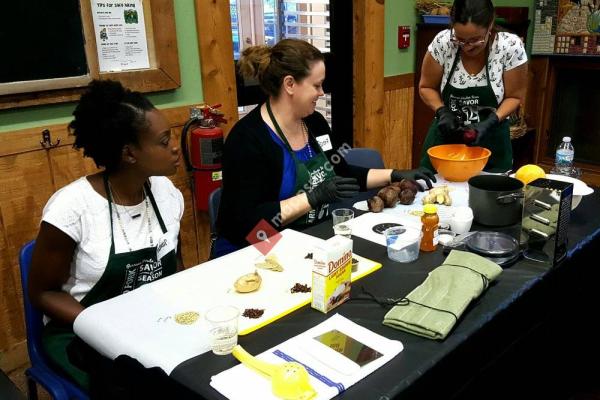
[181,104,227,211]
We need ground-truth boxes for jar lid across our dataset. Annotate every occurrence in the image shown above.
[423,204,438,214]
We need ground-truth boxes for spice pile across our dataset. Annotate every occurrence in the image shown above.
[291,283,311,293]
[242,308,265,319]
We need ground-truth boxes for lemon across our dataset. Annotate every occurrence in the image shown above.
[515,164,546,185]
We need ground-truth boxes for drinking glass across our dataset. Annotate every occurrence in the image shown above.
[205,305,240,355]
[332,208,354,238]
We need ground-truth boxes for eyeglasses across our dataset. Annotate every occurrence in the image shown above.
[450,28,491,48]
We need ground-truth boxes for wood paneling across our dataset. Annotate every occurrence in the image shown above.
[383,86,414,170]
[169,126,202,267]
[0,125,73,158]
[194,0,239,136]
[0,105,210,371]
[384,74,415,92]
[353,0,385,152]
[0,151,55,364]
[49,146,99,190]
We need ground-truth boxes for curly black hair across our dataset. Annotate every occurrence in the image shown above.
[69,80,155,171]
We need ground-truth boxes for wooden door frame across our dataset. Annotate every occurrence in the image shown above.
[352,0,385,150]
[193,0,239,136]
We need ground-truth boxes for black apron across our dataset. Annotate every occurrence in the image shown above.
[420,46,512,173]
[266,101,336,227]
[42,174,178,389]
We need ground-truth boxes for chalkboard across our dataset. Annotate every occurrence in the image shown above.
[0,0,179,109]
[0,0,88,84]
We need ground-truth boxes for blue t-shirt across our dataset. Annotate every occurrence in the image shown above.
[266,124,316,200]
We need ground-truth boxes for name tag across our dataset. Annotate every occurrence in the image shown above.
[156,234,176,260]
[316,134,333,151]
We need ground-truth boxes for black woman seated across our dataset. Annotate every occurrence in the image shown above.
[28,80,184,390]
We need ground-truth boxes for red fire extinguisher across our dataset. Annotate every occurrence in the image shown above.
[181,104,227,211]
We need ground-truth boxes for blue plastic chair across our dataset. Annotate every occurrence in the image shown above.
[19,240,89,400]
[208,188,222,258]
[343,147,385,169]
[208,187,222,235]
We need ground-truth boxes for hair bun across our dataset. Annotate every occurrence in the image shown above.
[238,45,272,80]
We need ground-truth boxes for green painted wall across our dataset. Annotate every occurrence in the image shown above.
[0,0,203,133]
[385,0,534,77]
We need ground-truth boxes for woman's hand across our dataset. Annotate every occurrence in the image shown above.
[306,176,360,208]
[465,113,499,146]
[391,168,436,190]
[435,106,462,140]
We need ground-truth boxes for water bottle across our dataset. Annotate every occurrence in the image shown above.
[555,136,574,175]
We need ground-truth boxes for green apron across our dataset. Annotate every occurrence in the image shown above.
[266,100,336,227]
[420,46,512,173]
[42,174,178,389]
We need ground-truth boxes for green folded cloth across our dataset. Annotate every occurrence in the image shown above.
[522,204,559,237]
[383,250,502,340]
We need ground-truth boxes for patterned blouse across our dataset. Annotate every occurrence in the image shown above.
[428,29,528,103]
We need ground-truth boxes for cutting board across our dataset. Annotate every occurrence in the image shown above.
[148,229,382,335]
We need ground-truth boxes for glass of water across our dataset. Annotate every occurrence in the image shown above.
[332,208,354,238]
[205,305,240,355]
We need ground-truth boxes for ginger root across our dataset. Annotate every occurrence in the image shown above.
[422,186,452,206]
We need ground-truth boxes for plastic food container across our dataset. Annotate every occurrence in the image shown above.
[384,226,423,263]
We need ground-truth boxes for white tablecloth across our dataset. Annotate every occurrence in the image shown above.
[73,229,381,374]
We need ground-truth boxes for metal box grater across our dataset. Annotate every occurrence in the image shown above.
[521,178,573,266]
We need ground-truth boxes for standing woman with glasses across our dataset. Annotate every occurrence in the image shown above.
[418,0,528,172]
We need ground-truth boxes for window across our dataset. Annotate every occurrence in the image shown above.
[231,0,331,124]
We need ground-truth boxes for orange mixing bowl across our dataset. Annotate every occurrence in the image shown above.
[427,144,491,182]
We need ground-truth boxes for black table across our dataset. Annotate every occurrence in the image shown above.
[167,191,600,399]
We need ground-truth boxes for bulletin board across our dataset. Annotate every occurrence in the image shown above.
[532,0,600,55]
[0,0,180,110]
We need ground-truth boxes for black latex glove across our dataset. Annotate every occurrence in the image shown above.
[306,176,360,209]
[465,113,500,146]
[435,106,461,140]
[391,168,436,191]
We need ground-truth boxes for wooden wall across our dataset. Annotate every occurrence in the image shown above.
[353,0,412,171]
[382,74,415,170]
[0,105,211,372]
[353,0,385,152]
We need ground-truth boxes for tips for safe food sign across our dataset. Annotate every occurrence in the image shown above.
[92,1,150,72]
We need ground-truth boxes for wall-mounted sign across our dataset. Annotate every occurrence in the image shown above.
[91,0,150,72]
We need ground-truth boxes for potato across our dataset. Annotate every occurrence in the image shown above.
[368,196,385,212]
[377,187,399,208]
[399,179,420,194]
[399,189,416,205]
